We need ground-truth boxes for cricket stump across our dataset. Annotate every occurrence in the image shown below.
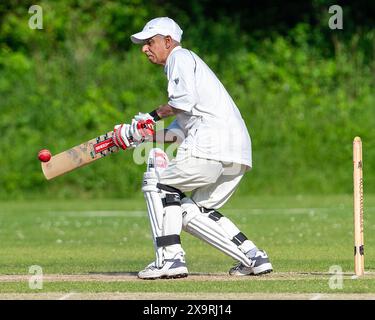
[353,136,364,276]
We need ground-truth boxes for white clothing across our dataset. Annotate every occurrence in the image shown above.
[131,17,183,44]
[134,20,271,275]
[159,147,246,209]
[164,46,252,168]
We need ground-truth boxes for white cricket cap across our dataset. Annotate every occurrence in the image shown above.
[130,17,183,44]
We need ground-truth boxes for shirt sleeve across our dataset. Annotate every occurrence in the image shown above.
[167,52,198,112]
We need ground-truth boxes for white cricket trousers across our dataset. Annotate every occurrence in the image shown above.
[159,147,247,209]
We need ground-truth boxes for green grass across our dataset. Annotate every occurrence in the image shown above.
[1,278,375,294]
[1,194,374,294]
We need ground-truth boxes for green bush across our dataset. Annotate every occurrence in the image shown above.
[222,31,375,195]
[0,2,374,199]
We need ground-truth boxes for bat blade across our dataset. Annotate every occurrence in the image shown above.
[41,131,119,180]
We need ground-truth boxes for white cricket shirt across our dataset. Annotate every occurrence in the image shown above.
[164,46,252,168]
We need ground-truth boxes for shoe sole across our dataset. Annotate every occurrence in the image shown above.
[252,263,273,275]
[229,263,273,276]
[251,268,273,276]
[140,273,188,280]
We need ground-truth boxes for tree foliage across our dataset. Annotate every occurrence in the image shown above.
[0,1,374,199]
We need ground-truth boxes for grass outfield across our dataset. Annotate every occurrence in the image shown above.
[0,194,374,298]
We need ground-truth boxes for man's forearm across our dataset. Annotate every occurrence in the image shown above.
[148,104,181,143]
[152,104,175,119]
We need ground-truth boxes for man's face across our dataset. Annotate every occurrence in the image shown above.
[142,35,170,65]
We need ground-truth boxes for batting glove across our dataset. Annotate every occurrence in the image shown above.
[134,112,156,122]
[129,118,155,143]
[113,124,133,150]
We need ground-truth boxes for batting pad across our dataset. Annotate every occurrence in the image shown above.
[142,148,185,268]
[181,198,252,267]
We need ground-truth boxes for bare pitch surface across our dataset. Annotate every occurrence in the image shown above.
[2,271,375,282]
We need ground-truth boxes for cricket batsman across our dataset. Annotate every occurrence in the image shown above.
[112,17,273,279]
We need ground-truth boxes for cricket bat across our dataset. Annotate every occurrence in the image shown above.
[41,131,119,180]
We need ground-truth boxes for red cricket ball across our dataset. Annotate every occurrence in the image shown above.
[38,149,52,162]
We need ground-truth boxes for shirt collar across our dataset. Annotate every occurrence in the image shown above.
[164,46,182,74]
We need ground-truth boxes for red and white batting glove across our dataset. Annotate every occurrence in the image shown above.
[133,112,156,142]
[129,117,155,143]
[112,124,133,150]
[112,118,155,150]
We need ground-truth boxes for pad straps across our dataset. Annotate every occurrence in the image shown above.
[199,206,248,246]
[157,183,186,199]
[156,235,181,247]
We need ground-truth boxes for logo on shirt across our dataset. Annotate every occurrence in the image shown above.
[174,78,179,85]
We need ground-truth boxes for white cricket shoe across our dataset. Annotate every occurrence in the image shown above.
[229,250,273,276]
[138,258,188,280]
